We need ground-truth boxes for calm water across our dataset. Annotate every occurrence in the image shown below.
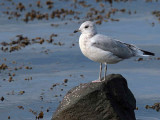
[0,0,160,120]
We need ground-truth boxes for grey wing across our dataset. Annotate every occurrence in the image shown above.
[91,34,137,59]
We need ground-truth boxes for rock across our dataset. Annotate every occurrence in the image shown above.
[52,74,136,120]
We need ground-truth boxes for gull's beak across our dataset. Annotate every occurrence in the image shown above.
[73,29,80,33]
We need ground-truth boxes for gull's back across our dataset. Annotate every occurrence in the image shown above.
[90,34,138,59]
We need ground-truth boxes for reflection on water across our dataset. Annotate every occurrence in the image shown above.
[0,0,160,120]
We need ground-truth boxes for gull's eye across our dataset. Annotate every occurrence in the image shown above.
[85,25,89,28]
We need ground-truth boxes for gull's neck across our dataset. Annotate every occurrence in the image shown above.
[82,31,97,38]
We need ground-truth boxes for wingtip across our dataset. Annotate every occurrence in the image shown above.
[141,49,155,56]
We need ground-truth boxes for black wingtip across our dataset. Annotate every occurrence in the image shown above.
[141,49,155,56]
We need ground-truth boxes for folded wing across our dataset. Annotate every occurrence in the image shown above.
[91,34,150,59]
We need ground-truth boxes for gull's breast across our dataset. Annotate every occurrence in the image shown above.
[79,34,90,57]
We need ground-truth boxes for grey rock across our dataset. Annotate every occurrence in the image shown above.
[52,74,136,120]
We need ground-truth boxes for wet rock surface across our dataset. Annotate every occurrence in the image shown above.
[52,74,136,120]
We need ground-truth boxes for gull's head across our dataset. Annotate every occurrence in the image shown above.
[74,21,97,35]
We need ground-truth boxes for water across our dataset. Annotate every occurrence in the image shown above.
[0,0,160,120]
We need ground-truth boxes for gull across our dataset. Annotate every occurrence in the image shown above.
[74,21,155,82]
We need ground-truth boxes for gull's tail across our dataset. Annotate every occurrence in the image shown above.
[138,49,155,56]
[122,42,155,57]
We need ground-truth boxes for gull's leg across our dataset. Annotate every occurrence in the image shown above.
[92,63,102,83]
[104,63,107,81]
[99,63,102,81]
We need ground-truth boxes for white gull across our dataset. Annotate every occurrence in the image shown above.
[74,21,155,82]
